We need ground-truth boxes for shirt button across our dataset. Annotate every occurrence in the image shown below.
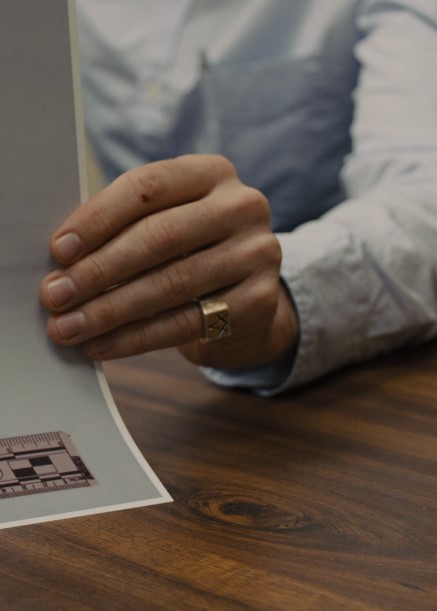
[146,81,162,102]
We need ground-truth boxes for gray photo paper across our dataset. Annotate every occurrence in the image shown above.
[0,0,171,529]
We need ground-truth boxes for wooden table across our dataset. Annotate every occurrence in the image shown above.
[1,344,436,610]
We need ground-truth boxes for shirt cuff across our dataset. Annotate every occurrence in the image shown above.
[200,343,296,397]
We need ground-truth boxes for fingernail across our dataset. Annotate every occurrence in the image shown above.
[55,232,82,262]
[55,311,86,339]
[47,276,76,307]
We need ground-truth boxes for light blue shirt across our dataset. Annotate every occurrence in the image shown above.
[76,0,437,394]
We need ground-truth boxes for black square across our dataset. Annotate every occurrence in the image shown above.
[30,457,52,467]
[13,467,36,478]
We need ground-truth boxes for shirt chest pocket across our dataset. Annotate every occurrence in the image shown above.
[193,55,350,231]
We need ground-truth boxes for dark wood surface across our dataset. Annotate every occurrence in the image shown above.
[1,344,436,610]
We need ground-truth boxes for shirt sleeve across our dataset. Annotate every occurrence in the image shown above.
[202,0,437,395]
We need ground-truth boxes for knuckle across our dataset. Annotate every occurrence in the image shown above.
[268,234,283,269]
[251,274,279,314]
[230,186,270,224]
[245,187,271,223]
[143,214,179,259]
[159,262,194,304]
[130,320,151,352]
[250,232,282,271]
[87,204,111,236]
[123,165,161,203]
[82,254,108,289]
[207,154,237,180]
[93,296,117,329]
[175,307,199,340]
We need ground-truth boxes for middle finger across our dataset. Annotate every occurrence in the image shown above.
[41,194,239,313]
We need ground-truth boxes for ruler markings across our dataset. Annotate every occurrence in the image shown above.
[0,432,96,500]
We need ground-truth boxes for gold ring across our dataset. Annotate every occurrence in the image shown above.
[197,298,231,343]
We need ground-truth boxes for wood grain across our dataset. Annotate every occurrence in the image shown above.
[1,344,436,610]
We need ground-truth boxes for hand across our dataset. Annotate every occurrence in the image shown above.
[40,155,299,369]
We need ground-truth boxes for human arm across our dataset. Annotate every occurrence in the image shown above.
[274,0,437,390]
[201,0,437,394]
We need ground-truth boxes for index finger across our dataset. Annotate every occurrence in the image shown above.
[51,154,236,265]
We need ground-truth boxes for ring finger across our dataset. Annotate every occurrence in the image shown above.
[82,265,278,364]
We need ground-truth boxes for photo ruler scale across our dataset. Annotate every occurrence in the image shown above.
[0,432,96,500]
